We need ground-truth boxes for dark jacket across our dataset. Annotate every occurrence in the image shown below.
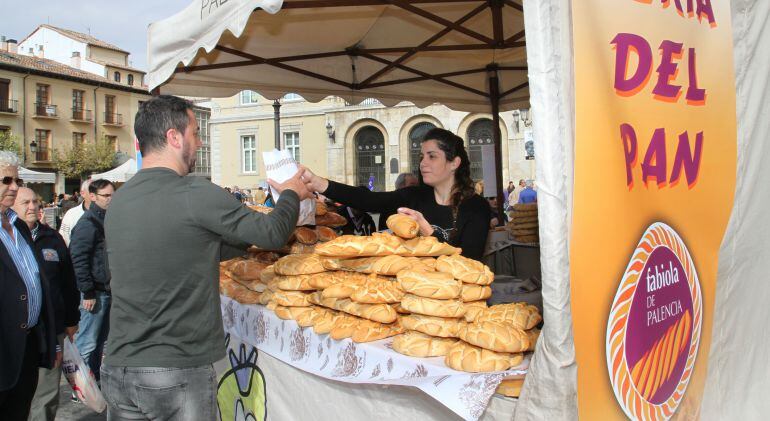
[70,203,110,299]
[34,223,80,334]
[0,217,57,391]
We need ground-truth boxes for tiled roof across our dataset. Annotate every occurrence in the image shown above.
[0,50,149,94]
[36,24,129,54]
[86,57,146,74]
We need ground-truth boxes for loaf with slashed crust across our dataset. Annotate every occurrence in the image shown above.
[457,320,531,353]
[460,283,492,302]
[314,211,347,227]
[351,318,404,343]
[315,232,405,257]
[462,300,489,322]
[475,303,542,330]
[397,270,461,299]
[435,254,494,285]
[220,275,262,304]
[273,254,326,275]
[274,274,316,291]
[398,236,460,257]
[386,214,419,239]
[271,290,314,307]
[400,294,465,318]
[315,226,338,242]
[444,341,524,372]
[392,331,459,357]
[273,305,314,321]
[399,314,464,338]
[295,226,319,245]
[349,279,405,304]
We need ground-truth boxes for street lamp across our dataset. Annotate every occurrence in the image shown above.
[29,140,38,157]
[326,121,335,143]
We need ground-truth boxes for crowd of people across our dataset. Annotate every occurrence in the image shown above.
[0,94,538,420]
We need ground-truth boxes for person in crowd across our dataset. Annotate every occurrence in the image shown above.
[488,196,507,227]
[474,180,484,196]
[232,185,244,202]
[504,181,514,207]
[0,152,58,420]
[13,187,79,421]
[70,179,115,385]
[253,186,267,205]
[301,128,491,260]
[264,190,275,207]
[101,95,311,420]
[59,180,91,246]
[518,179,538,204]
[377,172,419,231]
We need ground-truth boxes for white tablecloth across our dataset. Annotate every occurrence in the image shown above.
[221,296,527,420]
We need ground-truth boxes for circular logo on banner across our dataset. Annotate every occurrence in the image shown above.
[606,222,702,420]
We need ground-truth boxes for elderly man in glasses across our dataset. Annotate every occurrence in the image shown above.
[0,151,59,420]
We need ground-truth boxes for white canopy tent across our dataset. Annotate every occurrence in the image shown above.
[146,0,770,419]
[91,158,137,183]
[19,166,55,184]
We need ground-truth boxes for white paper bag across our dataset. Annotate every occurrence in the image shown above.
[61,339,107,413]
[262,149,315,226]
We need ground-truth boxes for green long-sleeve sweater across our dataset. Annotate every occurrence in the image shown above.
[103,167,299,367]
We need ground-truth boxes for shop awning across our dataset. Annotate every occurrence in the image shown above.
[19,166,56,184]
[91,158,137,183]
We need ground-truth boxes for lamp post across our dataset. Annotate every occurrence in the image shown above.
[325,121,335,143]
[29,140,38,161]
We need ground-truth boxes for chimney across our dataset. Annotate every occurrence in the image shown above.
[71,51,81,69]
[7,39,17,54]
[0,36,6,52]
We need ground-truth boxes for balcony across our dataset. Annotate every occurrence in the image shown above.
[103,112,123,126]
[34,103,58,118]
[0,99,18,114]
[71,107,93,123]
[34,147,51,163]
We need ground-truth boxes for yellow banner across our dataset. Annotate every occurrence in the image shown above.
[570,0,736,419]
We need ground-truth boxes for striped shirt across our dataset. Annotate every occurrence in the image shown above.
[0,209,42,327]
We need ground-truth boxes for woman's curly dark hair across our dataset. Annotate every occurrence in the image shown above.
[418,128,476,222]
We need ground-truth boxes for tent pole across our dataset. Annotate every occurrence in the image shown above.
[273,99,281,149]
[488,65,505,225]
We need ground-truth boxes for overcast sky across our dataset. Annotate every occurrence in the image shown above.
[2,0,191,71]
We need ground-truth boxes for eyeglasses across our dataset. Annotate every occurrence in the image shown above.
[1,177,23,186]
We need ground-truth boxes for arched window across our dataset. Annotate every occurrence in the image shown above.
[114,71,121,83]
[408,121,436,176]
[127,74,134,86]
[355,126,386,192]
[466,119,494,182]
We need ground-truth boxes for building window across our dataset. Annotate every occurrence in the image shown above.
[466,119,494,182]
[35,84,54,116]
[72,132,86,148]
[105,95,120,124]
[282,93,303,101]
[355,126,386,192]
[105,135,118,152]
[34,129,51,161]
[0,79,12,112]
[284,132,300,163]
[193,109,211,177]
[127,74,134,86]
[72,89,87,120]
[114,71,121,83]
[241,135,257,173]
[408,121,436,175]
[240,90,259,105]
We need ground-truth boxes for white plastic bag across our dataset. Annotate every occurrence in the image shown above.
[61,338,107,413]
[262,149,315,225]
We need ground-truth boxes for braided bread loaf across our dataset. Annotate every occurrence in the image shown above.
[399,314,464,338]
[397,270,461,299]
[435,254,494,285]
[399,236,460,257]
[274,274,316,291]
[400,294,466,318]
[392,331,458,357]
[444,341,524,372]
[460,284,492,302]
[475,303,542,330]
[457,321,530,353]
[273,254,326,275]
[315,232,405,257]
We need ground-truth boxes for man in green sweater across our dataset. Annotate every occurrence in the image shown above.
[101,95,310,420]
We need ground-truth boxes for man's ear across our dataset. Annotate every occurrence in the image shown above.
[166,128,181,149]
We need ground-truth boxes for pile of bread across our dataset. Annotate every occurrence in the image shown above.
[507,203,539,243]
[249,202,347,254]
[219,213,541,373]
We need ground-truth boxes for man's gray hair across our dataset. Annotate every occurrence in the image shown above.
[525,179,534,188]
[0,151,21,168]
[80,179,91,193]
[394,172,416,189]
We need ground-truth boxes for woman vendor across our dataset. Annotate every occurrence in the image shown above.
[300,128,491,260]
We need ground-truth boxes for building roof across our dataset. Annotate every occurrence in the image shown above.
[24,24,130,54]
[0,50,150,95]
[86,57,146,74]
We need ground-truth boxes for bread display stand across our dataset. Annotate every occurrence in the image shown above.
[221,295,529,421]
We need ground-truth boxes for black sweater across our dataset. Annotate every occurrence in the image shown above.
[324,181,491,260]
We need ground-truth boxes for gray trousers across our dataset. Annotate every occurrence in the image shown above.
[28,334,65,421]
[100,364,217,421]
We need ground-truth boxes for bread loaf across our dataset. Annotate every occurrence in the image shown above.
[400,294,466,318]
[475,303,542,330]
[462,300,489,322]
[315,201,328,216]
[248,251,282,264]
[225,271,266,292]
[315,226,338,242]
[308,271,368,290]
[435,255,494,285]
[294,227,319,245]
[273,305,314,321]
[351,319,404,343]
[289,243,316,255]
[457,321,530,353]
[295,306,325,327]
[386,214,419,239]
[220,275,262,304]
[227,259,269,281]
[274,274,316,291]
[311,309,340,335]
[400,314,464,338]
[349,279,404,304]
[258,290,274,306]
[525,328,540,352]
[259,265,276,283]
[323,255,410,275]
[444,341,524,372]
[273,254,326,275]
[460,284,492,302]
[393,302,410,314]
[271,290,314,307]
[397,270,461,299]
[315,232,405,257]
[392,331,459,357]
[329,314,361,340]
[314,211,347,227]
[322,298,398,324]
[399,236,460,257]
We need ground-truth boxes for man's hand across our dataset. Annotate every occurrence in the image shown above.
[267,170,314,201]
[82,299,96,312]
[54,350,63,368]
[397,207,434,237]
[65,325,78,341]
[298,166,329,194]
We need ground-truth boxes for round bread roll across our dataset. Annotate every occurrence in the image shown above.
[400,314,464,338]
[386,214,419,239]
[397,270,461,299]
[462,300,489,322]
[457,320,531,353]
[392,331,459,357]
[444,341,524,372]
[460,284,492,302]
[400,294,466,318]
[435,254,494,285]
